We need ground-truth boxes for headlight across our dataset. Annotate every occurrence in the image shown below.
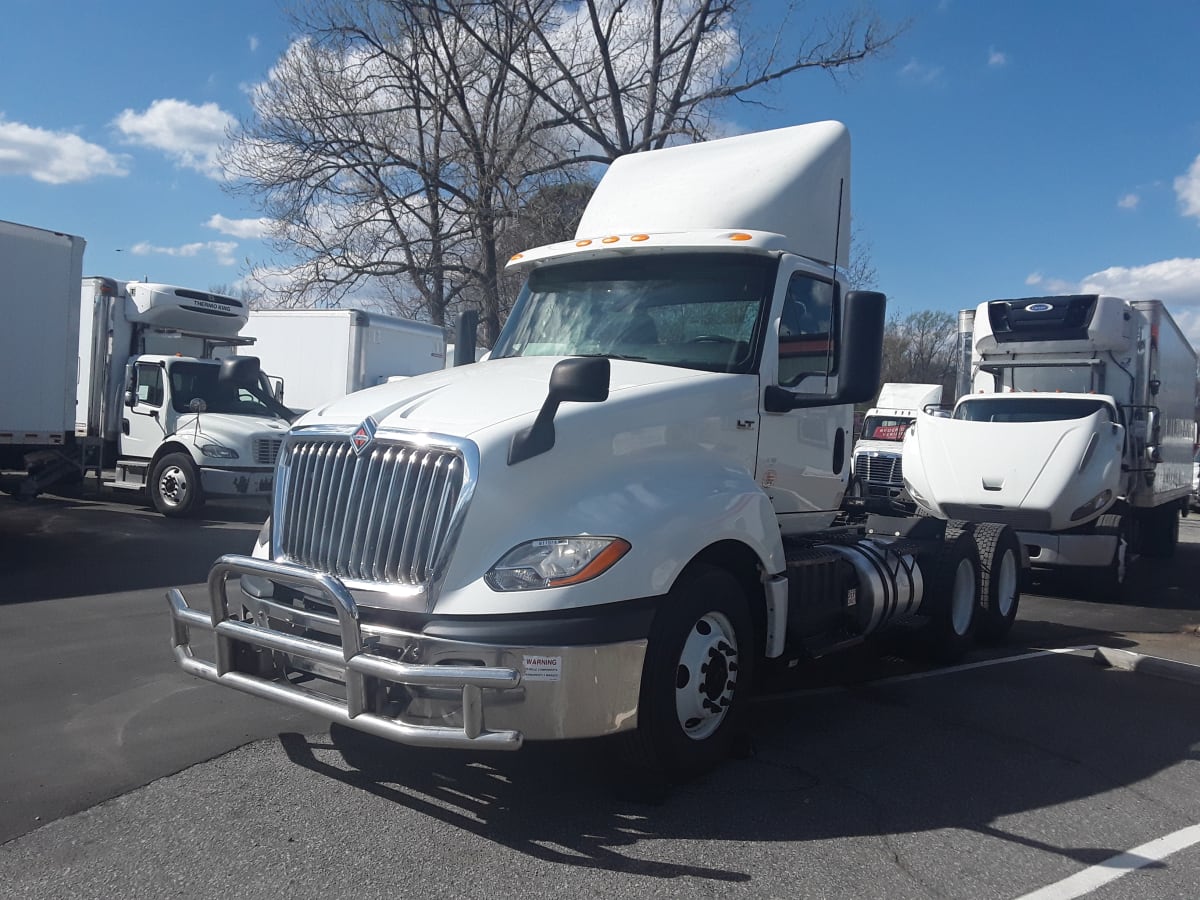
[1070,489,1112,522]
[486,537,631,591]
[200,443,239,459]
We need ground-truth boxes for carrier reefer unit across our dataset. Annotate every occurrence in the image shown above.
[166,122,1023,777]
[904,294,1196,599]
[246,309,446,413]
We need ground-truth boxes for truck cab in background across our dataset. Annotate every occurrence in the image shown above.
[69,278,294,516]
[850,383,942,499]
[904,294,1196,600]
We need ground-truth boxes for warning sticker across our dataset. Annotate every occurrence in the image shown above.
[522,655,562,682]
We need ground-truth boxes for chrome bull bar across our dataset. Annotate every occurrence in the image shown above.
[166,554,524,750]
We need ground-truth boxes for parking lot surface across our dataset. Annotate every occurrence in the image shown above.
[1,494,1198,899]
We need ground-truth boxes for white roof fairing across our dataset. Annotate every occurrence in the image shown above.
[574,121,851,269]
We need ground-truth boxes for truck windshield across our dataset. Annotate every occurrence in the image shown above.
[491,253,774,374]
[980,364,1099,394]
[860,416,912,441]
[169,362,291,420]
[954,397,1114,423]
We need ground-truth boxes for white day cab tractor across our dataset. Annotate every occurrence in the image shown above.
[165,122,1023,777]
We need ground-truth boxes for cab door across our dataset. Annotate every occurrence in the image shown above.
[756,265,851,533]
[122,361,166,460]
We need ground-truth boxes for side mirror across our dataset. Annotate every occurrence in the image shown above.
[219,355,261,387]
[765,290,886,412]
[509,357,611,464]
[124,390,136,408]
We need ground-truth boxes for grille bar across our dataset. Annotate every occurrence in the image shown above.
[855,453,903,485]
[278,437,466,587]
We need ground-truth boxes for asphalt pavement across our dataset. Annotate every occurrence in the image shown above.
[1,493,1198,899]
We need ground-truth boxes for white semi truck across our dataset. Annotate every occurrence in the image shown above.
[166,122,1023,776]
[904,294,1196,600]
[850,383,942,499]
[1,223,294,518]
[247,309,447,414]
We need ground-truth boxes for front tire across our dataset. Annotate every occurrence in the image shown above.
[150,452,205,518]
[622,564,755,780]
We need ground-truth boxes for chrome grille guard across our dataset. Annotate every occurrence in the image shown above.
[166,554,523,750]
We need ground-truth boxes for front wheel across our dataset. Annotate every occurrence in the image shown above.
[622,564,755,780]
[150,452,205,517]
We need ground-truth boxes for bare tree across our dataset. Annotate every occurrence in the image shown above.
[225,0,902,340]
[879,308,958,390]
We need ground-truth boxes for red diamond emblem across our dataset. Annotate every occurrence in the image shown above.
[351,418,376,455]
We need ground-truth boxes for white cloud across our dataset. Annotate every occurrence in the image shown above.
[249,35,260,52]
[1025,272,1043,286]
[130,240,239,266]
[206,213,274,239]
[112,99,235,179]
[987,48,1007,68]
[1079,258,1200,308]
[900,59,943,86]
[0,118,128,184]
[1117,193,1140,210]
[1175,154,1200,220]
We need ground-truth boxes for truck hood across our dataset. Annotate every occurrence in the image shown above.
[295,355,710,436]
[174,412,290,446]
[903,409,1124,531]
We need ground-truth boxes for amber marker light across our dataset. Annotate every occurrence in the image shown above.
[602,235,620,243]
[547,539,632,587]
[576,239,592,247]
[509,253,524,261]
[631,234,649,242]
[729,232,753,241]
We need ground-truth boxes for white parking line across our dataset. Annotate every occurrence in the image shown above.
[1015,823,1200,899]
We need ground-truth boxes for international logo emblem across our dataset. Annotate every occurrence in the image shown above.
[351,417,377,455]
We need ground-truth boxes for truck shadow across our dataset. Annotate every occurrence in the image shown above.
[0,492,268,603]
[274,650,1195,886]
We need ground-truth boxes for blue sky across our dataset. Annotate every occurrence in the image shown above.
[4,0,1200,343]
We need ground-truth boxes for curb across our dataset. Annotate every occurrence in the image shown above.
[1093,646,1200,687]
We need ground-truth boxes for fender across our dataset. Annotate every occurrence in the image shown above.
[435,454,784,615]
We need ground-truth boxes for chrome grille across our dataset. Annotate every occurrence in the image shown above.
[855,453,903,486]
[277,437,465,586]
[254,438,283,465]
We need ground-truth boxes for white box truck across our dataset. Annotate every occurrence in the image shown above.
[850,383,942,499]
[0,221,86,461]
[1,226,295,517]
[166,122,1023,777]
[904,294,1197,600]
[246,309,446,413]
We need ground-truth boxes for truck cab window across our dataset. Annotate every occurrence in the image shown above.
[778,273,836,386]
[135,364,164,407]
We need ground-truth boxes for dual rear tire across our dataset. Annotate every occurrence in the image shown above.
[926,522,1022,661]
